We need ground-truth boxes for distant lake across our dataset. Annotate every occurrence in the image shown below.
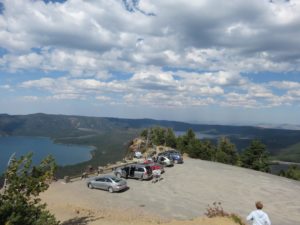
[0,136,92,174]
[175,131,218,139]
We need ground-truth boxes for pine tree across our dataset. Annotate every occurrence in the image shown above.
[241,140,270,172]
[165,128,177,148]
[176,128,196,153]
[0,153,59,225]
[216,137,239,165]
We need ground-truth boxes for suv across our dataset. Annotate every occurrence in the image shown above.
[114,164,152,180]
[158,150,184,164]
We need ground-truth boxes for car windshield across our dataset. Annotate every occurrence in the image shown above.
[110,177,122,183]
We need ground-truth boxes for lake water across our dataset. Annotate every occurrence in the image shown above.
[270,164,289,175]
[175,131,218,139]
[0,136,92,174]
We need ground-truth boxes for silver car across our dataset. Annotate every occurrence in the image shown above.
[114,164,152,180]
[86,175,127,193]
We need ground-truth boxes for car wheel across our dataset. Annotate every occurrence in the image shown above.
[116,173,122,178]
[139,175,144,181]
[108,187,114,193]
[88,183,93,189]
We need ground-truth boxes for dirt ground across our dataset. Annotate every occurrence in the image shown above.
[41,158,300,225]
[46,203,238,225]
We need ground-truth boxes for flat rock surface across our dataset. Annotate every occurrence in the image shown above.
[42,158,300,225]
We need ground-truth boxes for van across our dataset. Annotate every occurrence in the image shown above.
[114,164,152,180]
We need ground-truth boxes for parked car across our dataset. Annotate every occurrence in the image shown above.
[134,151,143,158]
[167,152,184,164]
[143,160,165,173]
[159,149,180,154]
[156,155,174,167]
[158,150,184,164]
[114,164,152,180]
[86,175,127,193]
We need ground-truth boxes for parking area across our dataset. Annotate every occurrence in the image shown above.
[42,158,300,225]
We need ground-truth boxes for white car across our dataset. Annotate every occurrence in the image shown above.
[156,155,174,167]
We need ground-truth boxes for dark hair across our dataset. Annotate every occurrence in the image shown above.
[256,201,263,209]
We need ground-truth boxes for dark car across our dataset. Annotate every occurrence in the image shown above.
[158,150,184,164]
[114,164,152,180]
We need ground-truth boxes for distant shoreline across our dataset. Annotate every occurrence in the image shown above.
[271,160,300,166]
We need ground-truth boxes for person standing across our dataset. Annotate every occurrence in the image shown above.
[152,169,161,183]
[247,201,271,225]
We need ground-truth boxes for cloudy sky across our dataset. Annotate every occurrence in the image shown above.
[0,0,300,125]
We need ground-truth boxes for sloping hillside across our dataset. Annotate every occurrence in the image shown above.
[276,142,300,162]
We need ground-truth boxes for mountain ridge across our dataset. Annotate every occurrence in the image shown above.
[1,113,300,164]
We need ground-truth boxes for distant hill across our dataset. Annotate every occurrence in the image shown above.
[275,142,300,163]
[1,113,300,163]
[0,113,128,137]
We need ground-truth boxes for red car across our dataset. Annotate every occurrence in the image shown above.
[143,160,165,173]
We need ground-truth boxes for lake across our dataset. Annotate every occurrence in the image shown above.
[0,136,92,174]
[269,164,289,175]
[175,131,218,139]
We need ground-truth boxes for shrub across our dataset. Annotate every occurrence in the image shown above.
[205,202,229,218]
[205,202,246,225]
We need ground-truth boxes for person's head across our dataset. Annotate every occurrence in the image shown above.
[255,201,263,210]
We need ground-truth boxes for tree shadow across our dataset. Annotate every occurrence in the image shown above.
[61,215,105,225]
[61,216,90,225]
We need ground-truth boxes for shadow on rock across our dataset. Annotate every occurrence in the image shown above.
[61,216,91,225]
[61,215,105,225]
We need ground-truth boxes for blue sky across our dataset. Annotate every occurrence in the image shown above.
[1,0,300,125]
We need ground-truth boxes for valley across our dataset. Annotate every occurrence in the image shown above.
[1,113,300,178]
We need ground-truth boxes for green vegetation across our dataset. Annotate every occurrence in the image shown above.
[216,137,239,165]
[1,113,300,178]
[141,127,270,171]
[275,142,300,163]
[0,114,139,177]
[140,127,177,149]
[241,140,270,172]
[180,131,240,166]
[2,113,300,162]
[279,165,300,181]
[177,129,216,161]
[0,174,4,190]
[0,153,58,225]
[55,129,138,178]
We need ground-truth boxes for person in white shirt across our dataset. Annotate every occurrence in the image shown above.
[152,169,161,183]
[247,201,271,225]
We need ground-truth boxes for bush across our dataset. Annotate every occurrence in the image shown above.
[205,202,229,218]
[205,202,246,225]
[280,165,300,181]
